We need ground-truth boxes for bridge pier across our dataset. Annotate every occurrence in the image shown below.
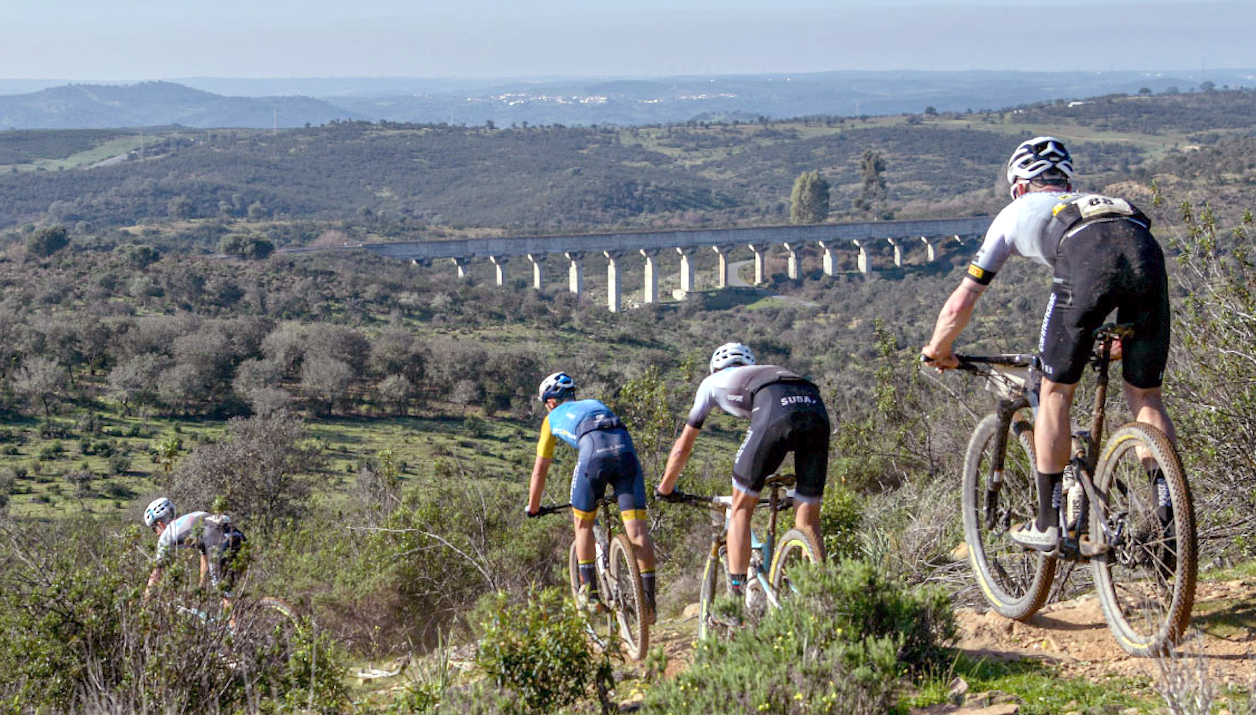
[852,240,872,275]
[604,251,622,313]
[451,257,469,279]
[565,252,584,295]
[712,245,734,288]
[641,249,660,304]
[782,242,802,280]
[817,241,839,276]
[748,244,767,285]
[677,247,696,297]
[886,238,904,268]
[527,254,546,290]
[489,255,509,285]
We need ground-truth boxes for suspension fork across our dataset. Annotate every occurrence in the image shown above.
[984,396,1024,530]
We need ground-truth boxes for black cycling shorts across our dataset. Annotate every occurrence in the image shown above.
[571,427,647,521]
[733,381,830,500]
[1038,218,1170,388]
[202,520,246,596]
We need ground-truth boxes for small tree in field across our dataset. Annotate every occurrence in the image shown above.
[790,170,830,225]
[171,412,324,534]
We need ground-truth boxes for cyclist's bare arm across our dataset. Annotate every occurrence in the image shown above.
[923,277,987,369]
[658,424,700,495]
[527,456,552,515]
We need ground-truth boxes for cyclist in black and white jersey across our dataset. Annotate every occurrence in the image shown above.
[142,497,247,621]
[656,343,829,595]
[922,136,1177,552]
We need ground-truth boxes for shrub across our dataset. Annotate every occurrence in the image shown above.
[642,560,956,715]
[474,589,610,715]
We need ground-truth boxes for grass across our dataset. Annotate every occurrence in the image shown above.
[906,654,1158,715]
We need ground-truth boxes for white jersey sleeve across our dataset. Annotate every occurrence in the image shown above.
[155,511,209,565]
[967,191,1073,283]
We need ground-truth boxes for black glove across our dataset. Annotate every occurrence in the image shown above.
[525,507,540,518]
[655,488,681,503]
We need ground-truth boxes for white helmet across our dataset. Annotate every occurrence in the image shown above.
[537,372,575,402]
[144,497,174,528]
[710,342,755,373]
[1006,136,1074,187]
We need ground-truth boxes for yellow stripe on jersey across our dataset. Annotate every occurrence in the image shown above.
[536,414,557,460]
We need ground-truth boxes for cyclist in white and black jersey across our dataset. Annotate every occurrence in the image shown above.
[142,498,246,622]
[922,136,1177,553]
[656,342,829,596]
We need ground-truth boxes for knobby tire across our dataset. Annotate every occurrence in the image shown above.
[697,543,731,641]
[608,533,648,661]
[768,526,824,598]
[1090,422,1196,656]
[962,414,1055,620]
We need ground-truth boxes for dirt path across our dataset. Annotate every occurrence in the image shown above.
[953,578,1256,686]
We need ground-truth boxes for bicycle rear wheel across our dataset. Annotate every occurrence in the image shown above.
[697,542,732,641]
[768,526,824,599]
[962,413,1055,620]
[608,533,648,661]
[1090,422,1196,656]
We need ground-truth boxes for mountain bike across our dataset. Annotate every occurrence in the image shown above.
[535,498,649,661]
[662,473,823,640]
[947,323,1196,656]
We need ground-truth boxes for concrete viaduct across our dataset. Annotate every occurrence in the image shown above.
[361,216,993,312]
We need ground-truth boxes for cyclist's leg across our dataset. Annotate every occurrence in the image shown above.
[570,454,601,602]
[730,402,790,581]
[790,420,828,537]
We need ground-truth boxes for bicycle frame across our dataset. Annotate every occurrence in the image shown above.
[959,324,1133,561]
[681,474,795,607]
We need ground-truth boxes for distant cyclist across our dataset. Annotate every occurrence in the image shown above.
[524,373,658,623]
[922,136,1177,552]
[142,497,247,621]
[656,342,830,596]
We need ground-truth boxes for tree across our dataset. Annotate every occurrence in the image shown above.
[12,357,66,416]
[171,412,325,534]
[300,354,354,415]
[924,106,938,116]
[25,225,69,258]
[377,375,413,416]
[856,149,889,219]
[789,170,830,225]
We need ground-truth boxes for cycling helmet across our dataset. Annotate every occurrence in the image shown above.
[1006,136,1074,190]
[537,372,575,402]
[144,497,174,528]
[709,342,756,373]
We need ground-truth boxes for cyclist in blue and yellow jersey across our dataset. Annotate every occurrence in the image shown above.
[656,343,830,597]
[525,372,657,622]
[922,136,1177,554]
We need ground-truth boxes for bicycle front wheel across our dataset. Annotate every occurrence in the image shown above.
[697,543,732,641]
[962,413,1055,620]
[568,540,582,604]
[1090,422,1196,657]
[608,533,648,661]
[768,527,824,599]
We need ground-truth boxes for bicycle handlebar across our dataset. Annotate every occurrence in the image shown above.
[660,487,792,512]
[534,503,572,517]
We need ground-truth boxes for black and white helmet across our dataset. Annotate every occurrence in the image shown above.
[1006,136,1074,186]
[709,342,755,373]
[144,497,174,528]
[537,372,575,402]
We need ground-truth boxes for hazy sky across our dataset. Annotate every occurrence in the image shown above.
[4,0,1252,79]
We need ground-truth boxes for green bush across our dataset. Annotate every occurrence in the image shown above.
[642,560,956,715]
[474,589,609,715]
[819,481,863,561]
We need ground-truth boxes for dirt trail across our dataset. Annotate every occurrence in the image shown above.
[953,578,1256,686]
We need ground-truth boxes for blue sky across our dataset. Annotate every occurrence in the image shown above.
[4,0,1252,79]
